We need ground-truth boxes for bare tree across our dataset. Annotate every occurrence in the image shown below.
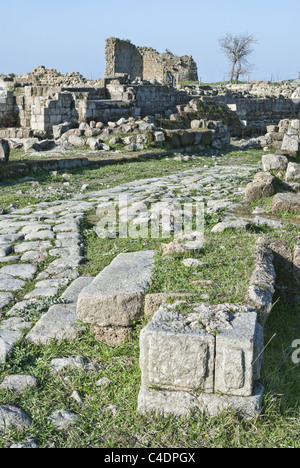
[219,33,257,83]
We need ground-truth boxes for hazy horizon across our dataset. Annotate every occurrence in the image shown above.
[1,0,299,83]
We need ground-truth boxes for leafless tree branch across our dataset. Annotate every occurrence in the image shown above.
[219,33,258,83]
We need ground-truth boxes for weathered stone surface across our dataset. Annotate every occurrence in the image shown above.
[96,377,112,388]
[0,405,32,433]
[53,122,71,139]
[77,251,155,327]
[0,255,20,264]
[25,277,94,344]
[245,172,276,203]
[215,312,263,397]
[49,356,85,374]
[0,274,26,292]
[0,264,38,281]
[211,219,250,233]
[14,240,52,254]
[262,154,288,173]
[25,287,59,299]
[0,292,14,310]
[293,245,300,284]
[0,330,22,362]
[281,134,300,156]
[48,409,79,431]
[140,307,215,393]
[68,134,86,147]
[253,216,284,229]
[0,233,24,244]
[92,325,132,347]
[26,304,83,345]
[285,162,300,181]
[24,230,55,241]
[60,276,94,303]
[0,375,38,393]
[162,241,198,255]
[272,193,300,214]
[0,245,12,258]
[23,138,39,153]
[0,317,32,332]
[138,382,264,418]
[245,242,276,324]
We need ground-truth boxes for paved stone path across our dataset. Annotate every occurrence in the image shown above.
[2,161,277,440]
[0,164,264,351]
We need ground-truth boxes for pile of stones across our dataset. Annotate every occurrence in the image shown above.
[245,153,300,216]
[265,119,300,158]
[13,114,230,157]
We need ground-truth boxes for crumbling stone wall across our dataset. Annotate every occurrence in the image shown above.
[130,85,190,116]
[105,38,143,81]
[0,91,16,127]
[78,100,131,124]
[105,38,198,84]
[2,66,88,88]
[266,119,300,157]
[30,92,78,134]
[140,47,198,84]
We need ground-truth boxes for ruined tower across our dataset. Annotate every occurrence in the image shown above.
[105,38,198,85]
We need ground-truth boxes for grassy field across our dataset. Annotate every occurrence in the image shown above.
[0,147,299,448]
[0,299,298,448]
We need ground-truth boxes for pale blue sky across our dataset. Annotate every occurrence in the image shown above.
[1,0,299,82]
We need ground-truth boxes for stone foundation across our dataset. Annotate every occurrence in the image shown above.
[138,242,276,418]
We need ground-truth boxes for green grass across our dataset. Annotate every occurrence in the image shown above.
[78,211,257,306]
[0,147,299,448]
[0,147,262,212]
[0,296,299,448]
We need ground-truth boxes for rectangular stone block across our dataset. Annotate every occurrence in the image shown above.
[138,382,264,419]
[140,307,215,393]
[76,251,155,327]
[282,134,300,155]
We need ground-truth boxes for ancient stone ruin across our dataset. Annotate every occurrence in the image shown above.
[105,37,199,85]
[0,37,299,447]
[0,37,299,164]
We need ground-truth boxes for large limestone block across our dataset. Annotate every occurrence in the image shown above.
[286,162,300,181]
[272,193,300,215]
[140,307,215,393]
[215,312,263,397]
[262,154,288,173]
[245,172,276,203]
[281,134,300,157]
[77,251,155,327]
